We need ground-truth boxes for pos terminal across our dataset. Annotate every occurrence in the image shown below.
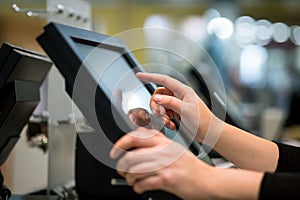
[0,43,51,199]
[37,23,213,200]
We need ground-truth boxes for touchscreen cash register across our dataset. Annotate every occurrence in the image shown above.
[37,23,212,200]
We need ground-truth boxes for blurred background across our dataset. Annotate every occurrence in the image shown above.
[1,0,300,195]
[1,0,300,139]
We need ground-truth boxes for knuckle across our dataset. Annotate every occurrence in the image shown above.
[130,136,138,146]
[147,177,160,188]
[160,171,174,187]
[125,173,135,186]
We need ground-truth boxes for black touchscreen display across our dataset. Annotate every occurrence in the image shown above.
[74,40,158,129]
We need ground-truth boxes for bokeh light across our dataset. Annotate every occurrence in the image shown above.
[240,45,268,87]
[272,22,290,43]
[235,16,256,45]
[207,17,234,39]
[291,25,300,45]
[255,19,273,46]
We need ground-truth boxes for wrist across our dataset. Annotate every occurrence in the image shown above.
[197,114,225,145]
[210,168,263,200]
[190,161,219,200]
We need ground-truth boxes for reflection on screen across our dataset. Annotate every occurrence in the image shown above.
[75,41,152,116]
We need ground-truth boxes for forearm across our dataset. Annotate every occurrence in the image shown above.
[210,121,279,172]
[209,168,264,200]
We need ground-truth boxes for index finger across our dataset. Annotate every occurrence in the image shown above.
[136,72,188,99]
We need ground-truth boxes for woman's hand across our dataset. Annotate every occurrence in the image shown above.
[136,73,280,173]
[109,127,216,200]
[110,128,264,200]
[137,72,218,142]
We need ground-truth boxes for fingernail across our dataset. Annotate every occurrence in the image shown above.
[110,148,117,159]
[110,147,124,159]
[154,94,162,103]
